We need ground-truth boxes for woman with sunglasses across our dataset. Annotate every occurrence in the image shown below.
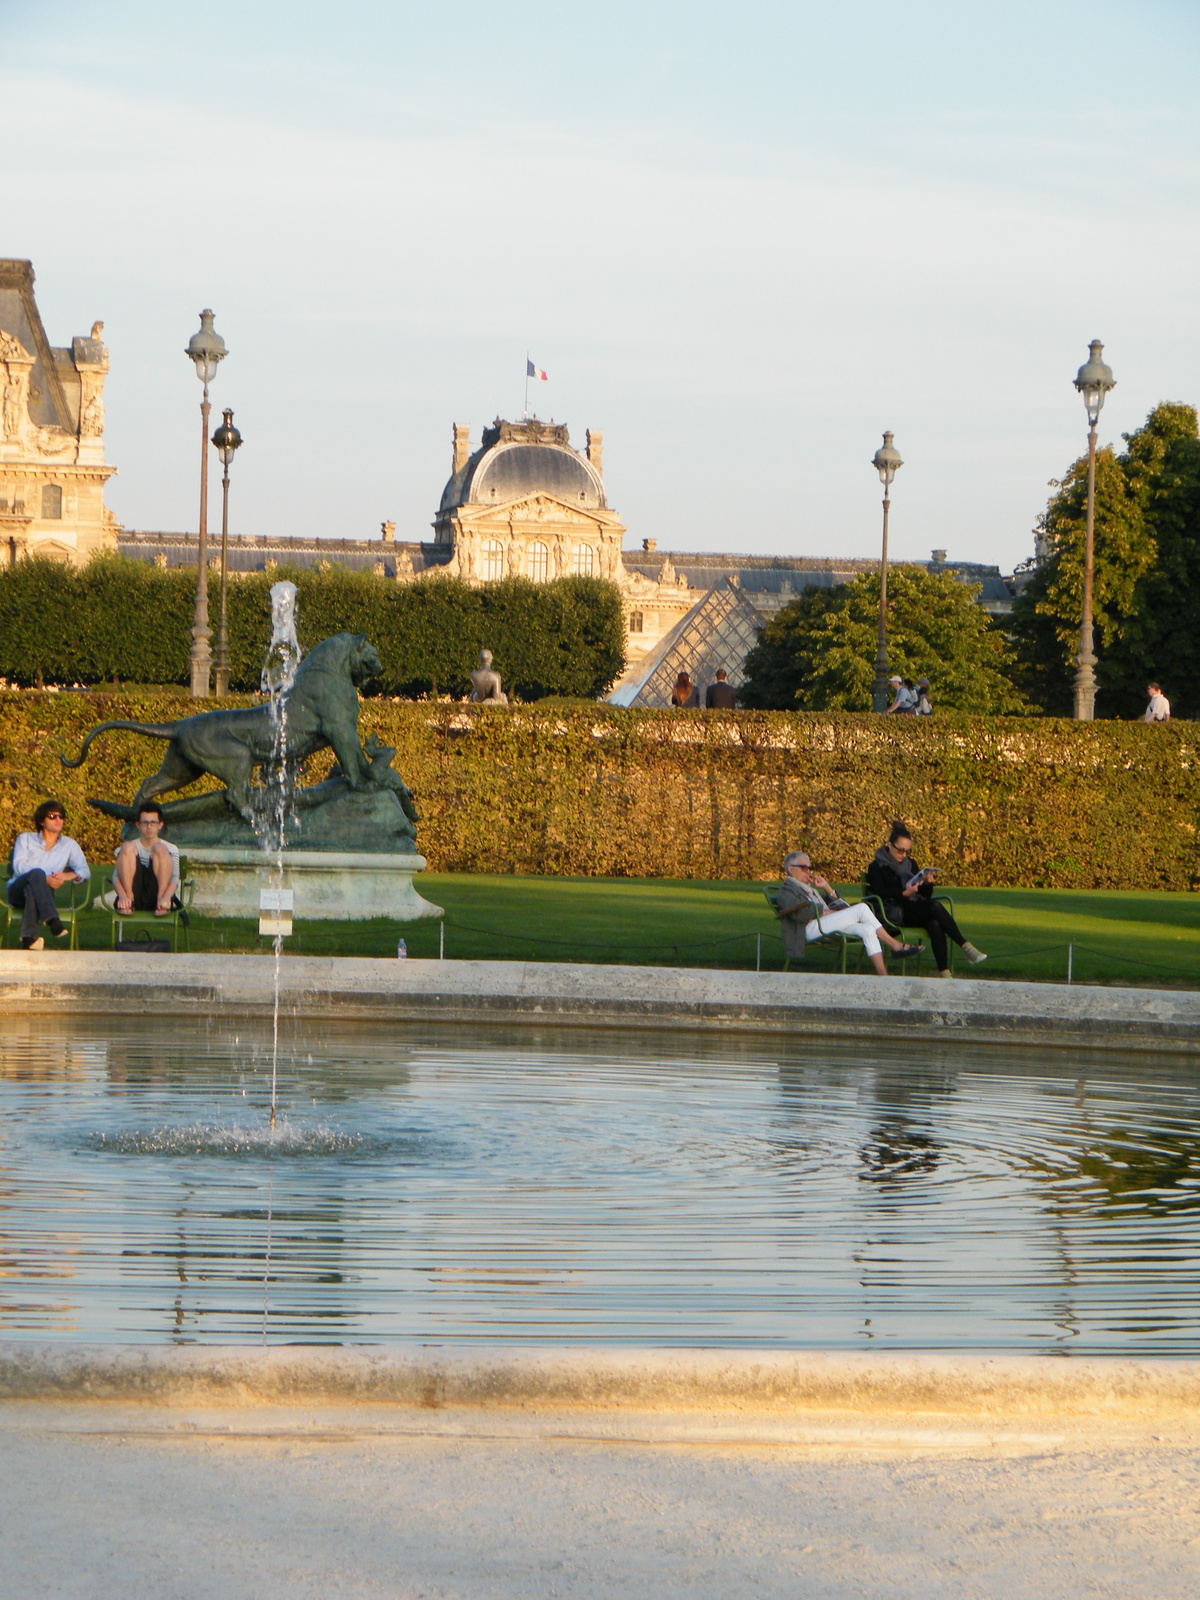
[7,799,90,950]
[866,820,986,977]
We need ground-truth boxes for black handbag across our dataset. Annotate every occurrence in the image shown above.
[115,930,172,954]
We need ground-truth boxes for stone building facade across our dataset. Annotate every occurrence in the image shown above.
[432,417,626,586]
[119,407,1018,703]
[0,259,118,567]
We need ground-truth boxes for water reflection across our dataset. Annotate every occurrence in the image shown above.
[0,1017,1198,1352]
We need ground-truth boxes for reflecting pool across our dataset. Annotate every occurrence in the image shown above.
[2,1015,1199,1352]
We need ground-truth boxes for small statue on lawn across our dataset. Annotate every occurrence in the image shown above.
[469,649,508,706]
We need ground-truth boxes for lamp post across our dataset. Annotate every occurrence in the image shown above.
[870,430,903,713]
[184,310,227,697]
[1071,340,1116,721]
[211,407,243,696]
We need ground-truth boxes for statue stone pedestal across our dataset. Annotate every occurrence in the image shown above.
[183,850,443,923]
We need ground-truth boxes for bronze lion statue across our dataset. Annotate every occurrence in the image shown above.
[61,632,383,824]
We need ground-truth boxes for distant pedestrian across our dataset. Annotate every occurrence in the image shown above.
[705,669,737,710]
[914,677,933,716]
[670,671,700,708]
[884,676,916,715]
[1143,683,1171,723]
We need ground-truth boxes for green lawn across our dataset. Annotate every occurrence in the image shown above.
[27,875,1200,989]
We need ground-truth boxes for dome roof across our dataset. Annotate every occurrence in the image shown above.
[439,418,606,513]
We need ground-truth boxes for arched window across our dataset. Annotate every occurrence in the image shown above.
[483,539,504,582]
[41,484,62,520]
[573,543,595,577]
[527,541,548,583]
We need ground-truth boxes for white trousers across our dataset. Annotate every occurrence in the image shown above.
[804,902,884,958]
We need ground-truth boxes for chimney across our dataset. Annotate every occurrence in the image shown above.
[381,521,395,542]
[642,538,657,553]
[931,549,947,563]
[586,428,603,475]
[452,423,471,475]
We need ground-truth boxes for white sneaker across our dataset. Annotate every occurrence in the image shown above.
[22,937,45,952]
[962,943,987,965]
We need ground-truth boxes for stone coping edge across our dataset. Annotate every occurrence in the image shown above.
[2,1345,1198,1416]
[1,952,1198,1055]
[181,850,428,868]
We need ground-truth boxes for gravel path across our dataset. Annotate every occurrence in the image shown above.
[4,1405,1198,1598]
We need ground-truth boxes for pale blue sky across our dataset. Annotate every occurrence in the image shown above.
[4,0,1198,569]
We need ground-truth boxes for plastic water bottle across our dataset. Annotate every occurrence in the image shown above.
[396,938,407,960]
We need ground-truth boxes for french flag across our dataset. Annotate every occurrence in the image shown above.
[526,359,548,380]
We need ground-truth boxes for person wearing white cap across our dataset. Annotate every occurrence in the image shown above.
[884,676,916,714]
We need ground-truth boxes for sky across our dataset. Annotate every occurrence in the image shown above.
[3,0,1199,571]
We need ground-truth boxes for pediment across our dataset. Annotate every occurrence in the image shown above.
[459,493,625,532]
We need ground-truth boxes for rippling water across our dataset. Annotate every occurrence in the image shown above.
[1,1014,1199,1352]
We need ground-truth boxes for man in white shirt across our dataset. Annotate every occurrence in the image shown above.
[7,799,90,949]
[112,802,180,915]
[1143,683,1171,723]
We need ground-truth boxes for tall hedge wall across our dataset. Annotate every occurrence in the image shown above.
[3,695,1197,890]
[0,556,625,699]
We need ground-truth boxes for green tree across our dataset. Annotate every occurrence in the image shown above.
[1011,402,1200,717]
[739,565,1029,713]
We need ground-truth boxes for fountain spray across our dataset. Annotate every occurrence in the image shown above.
[260,582,302,1130]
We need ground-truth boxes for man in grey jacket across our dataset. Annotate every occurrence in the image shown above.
[776,851,919,975]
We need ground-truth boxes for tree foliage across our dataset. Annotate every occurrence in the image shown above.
[1011,402,1200,717]
[739,566,1029,713]
[0,555,626,700]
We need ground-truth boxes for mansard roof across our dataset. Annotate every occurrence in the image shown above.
[439,417,606,514]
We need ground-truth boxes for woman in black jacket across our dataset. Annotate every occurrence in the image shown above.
[865,821,987,977]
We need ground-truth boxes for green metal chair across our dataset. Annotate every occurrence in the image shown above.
[3,866,91,950]
[101,854,195,953]
[762,885,859,973]
[859,879,956,975]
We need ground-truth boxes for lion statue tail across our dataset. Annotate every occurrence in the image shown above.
[59,719,177,769]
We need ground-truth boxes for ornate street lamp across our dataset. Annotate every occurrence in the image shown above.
[870,430,903,713]
[1071,340,1116,720]
[211,407,243,696]
[184,310,227,697]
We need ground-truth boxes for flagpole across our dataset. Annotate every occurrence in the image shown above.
[524,354,529,420]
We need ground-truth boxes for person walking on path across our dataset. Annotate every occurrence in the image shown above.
[884,676,916,714]
[865,821,986,978]
[7,800,90,951]
[705,669,737,710]
[914,677,933,715]
[777,851,921,976]
[670,671,700,707]
[1143,683,1171,723]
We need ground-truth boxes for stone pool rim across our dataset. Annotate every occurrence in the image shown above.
[1,950,1198,1056]
[3,1343,1200,1416]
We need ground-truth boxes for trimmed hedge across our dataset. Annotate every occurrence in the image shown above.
[3,695,1197,890]
[0,555,625,699]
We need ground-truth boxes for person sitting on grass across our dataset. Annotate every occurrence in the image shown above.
[865,820,986,978]
[7,799,90,951]
[776,851,921,976]
[112,802,180,917]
